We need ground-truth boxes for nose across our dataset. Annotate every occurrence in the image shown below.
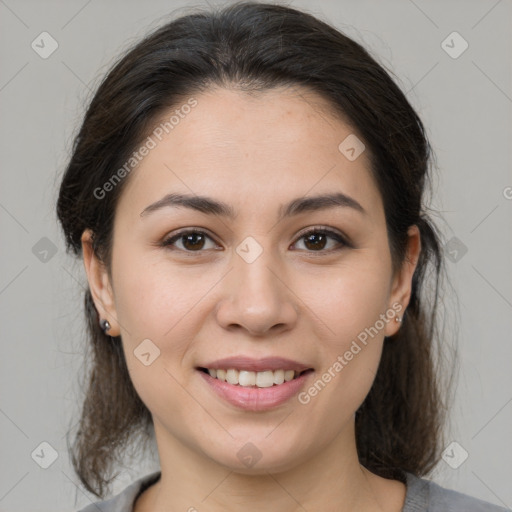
[214,248,299,337]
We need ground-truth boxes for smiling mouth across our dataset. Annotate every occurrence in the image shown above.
[197,367,314,388]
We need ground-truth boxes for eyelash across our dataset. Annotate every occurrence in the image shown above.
[160,226,350,255]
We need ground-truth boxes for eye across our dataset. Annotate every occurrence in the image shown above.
[161,229,219,252]
[161,226,348,254]
[291,227,348,252]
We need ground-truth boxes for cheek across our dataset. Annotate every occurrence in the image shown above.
[293,256,391,405]
[296,255,392,346]
[112,263,207,423]
[112,246,212,341]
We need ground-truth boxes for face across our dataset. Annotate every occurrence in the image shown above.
[82,86,420,474]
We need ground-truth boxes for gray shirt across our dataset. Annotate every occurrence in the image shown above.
[76,470,509,511]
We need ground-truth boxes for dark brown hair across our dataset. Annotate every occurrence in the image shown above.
[56,1,454,499]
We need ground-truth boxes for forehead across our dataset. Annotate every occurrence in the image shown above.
[117,86,383,223]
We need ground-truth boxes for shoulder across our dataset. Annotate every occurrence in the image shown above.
[403,472,509,512]
[74,471,161,512]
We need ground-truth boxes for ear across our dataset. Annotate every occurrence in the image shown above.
[384,224,421,338]
[81,229,120,337]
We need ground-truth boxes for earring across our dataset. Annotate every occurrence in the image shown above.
[100,319,111,333]
[395,316,402,323]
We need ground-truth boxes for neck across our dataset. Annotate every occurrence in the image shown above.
[135,419,406,512]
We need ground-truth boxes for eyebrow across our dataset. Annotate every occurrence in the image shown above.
[139,192,367,220]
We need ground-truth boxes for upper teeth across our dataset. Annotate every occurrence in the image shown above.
[207,368,297,387]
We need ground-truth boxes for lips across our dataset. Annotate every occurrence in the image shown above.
[198,356,312,373]
[196,356,314,411]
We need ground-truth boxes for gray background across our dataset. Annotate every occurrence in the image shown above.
[1,0,511,510]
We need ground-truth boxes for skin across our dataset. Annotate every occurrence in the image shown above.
[82,85,421,512]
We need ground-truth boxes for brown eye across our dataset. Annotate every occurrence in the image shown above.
[162,230,218,252]
[161,227,349,254]
[292,228,347,252]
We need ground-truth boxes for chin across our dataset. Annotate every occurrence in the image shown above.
[198,432,312,475]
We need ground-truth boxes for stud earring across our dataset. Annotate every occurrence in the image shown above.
[395,316,402,323]
[100,319,111,333]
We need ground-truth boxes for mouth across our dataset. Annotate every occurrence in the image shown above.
[197,367,314,388]
[195,356,315,411]
[196,363,315,411]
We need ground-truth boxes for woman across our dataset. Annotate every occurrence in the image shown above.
[56,2,506,511]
